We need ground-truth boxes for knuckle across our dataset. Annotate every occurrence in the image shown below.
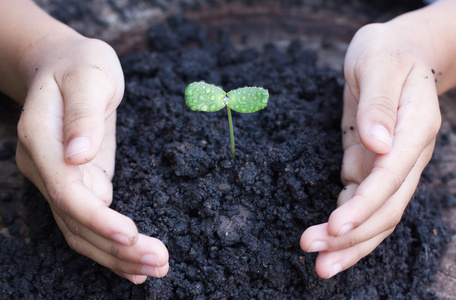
[61,214,80,236]
[418,100,441,136]
[358,23,386,37]
[48,183,70,212]
[16,116,28,139]
[373,166,404,193]
[62,58,116,90]
[389,174,403,193]
[387,211,402,228]
[347,234,360,248]
[17,112,39,146]
[109,243,121,259]
[65,233,83,255]
[108,258,122,272]
[15,148,29,177]
[64,102,97,129]
[430,112,442,136]
[366,96,397,125]
[88,38,115,56]
[387,226,396,236]
[352,24,386,51]
[61,68,81,86]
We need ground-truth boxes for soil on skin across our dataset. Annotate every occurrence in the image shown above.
[0,14,452,300]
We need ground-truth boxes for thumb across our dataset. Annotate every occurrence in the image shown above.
[343,24,416,154]
[63,101,105,164]
[356,92,397,154]
[345,55,409,155]
[59,66,122,164]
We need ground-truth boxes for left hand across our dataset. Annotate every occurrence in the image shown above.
[300,22,441,278]
[16,34,169,284]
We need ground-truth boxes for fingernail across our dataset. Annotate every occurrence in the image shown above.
[112,233,132,246]
[66,136,91,158]
[307,241,328,252]
[338,224,353,236]
[369,125,392,147]
[329,263,343,278]
[142,265,160,278]
[142,254,160,267]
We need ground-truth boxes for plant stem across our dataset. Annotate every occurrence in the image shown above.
[227,106,235,159]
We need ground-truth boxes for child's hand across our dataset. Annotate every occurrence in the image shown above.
[299,5,455,277]
[15,34,169,284]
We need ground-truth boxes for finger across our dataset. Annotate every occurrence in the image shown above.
[300,223,330,253]
[341,85,361,151]
[305,143,433,252]
[337,183,357,207]
[111,271,147,285]
[337,143,434,248]
[19,82,136,244]
[21,135,138,247]
[58,215,169,268]
[328,134,436,237]
[17,115,164,284]
[58,65,121,164]
[19,135,135,245]
[47,39,124,165]
[88,112,117,180]
[330,158,419,249]
[314,228,394,279]
[341,86,377,184]
[18,130,114,213]
[16,141,44,193]
[340,141,376,186]
[53,212,170,279]
[329,67,440,236]
[78,162,114,206]
[53,182,139,245]
[19,138,162,280]
[344,24,416,154]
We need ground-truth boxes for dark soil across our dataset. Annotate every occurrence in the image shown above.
[1,11,453,300]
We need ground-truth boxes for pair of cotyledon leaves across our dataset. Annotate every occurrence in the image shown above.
[185,82,269,113]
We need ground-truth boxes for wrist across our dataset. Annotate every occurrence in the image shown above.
[18,28,83,93]
[387,1,456,94]
[0,0,82,103]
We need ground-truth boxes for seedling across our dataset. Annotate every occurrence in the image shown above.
[185,81,269,158]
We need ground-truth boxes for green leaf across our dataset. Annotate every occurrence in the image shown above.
[226,87,269,113]
[185,82,227,112]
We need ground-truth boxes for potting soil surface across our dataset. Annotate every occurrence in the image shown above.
[0,13,454,300]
